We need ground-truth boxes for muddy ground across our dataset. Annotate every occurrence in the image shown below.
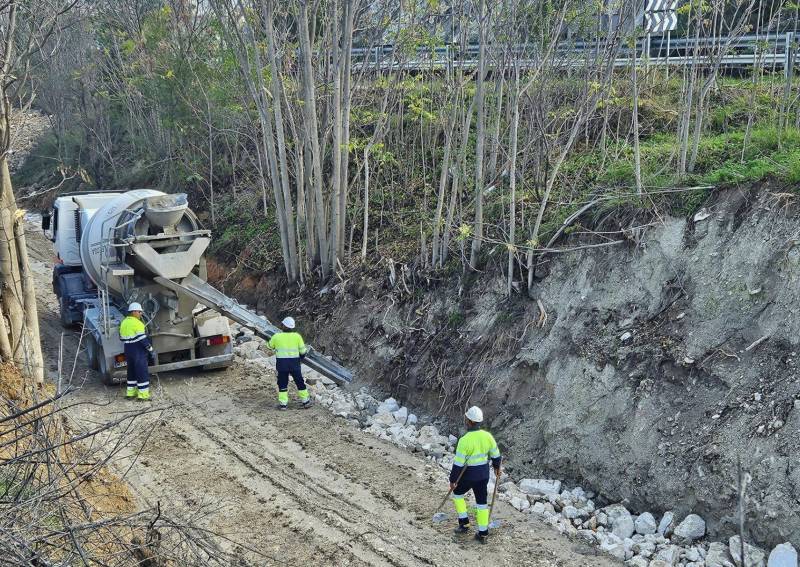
[25,221,617,566]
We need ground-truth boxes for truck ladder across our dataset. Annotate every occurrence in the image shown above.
[154,275,353,384]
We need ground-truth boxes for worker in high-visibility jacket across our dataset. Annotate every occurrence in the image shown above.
[450,406,501,544]
[119,302,154,401]
[267,317,310,410]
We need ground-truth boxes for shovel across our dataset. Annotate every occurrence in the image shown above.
[431,465,468,523]
[487,470,501,529]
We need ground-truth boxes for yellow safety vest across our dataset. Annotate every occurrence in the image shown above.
[268,332,308,359]
[453,429,501,468]
[119,316,147,344]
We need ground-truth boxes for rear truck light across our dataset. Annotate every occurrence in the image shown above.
[113,353,127,368]
[205,335,230,347]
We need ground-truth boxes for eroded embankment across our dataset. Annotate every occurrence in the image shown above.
[217,185,800,552]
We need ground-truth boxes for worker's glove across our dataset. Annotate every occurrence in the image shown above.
[146,345,154,352]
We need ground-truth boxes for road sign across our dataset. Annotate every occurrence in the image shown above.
[644,11,677,33]
[645,0,679,12]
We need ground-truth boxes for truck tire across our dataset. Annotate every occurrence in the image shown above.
[85,334,100,371]
[97,353,116,386]
[59,296,72,328]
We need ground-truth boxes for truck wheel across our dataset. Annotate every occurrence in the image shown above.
[85,334,99,371]
[59,296,72,328]
[97,353,116,386]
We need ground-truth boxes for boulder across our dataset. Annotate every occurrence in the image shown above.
[649,561,673,567]
[519,478,561,497]
[510,495,530,512]
[368,412,396,427]
[605,504,635,540]
[730,536,766,567]
[706,542,735,567]
[407,413,418,425]
[599,533,627,561]
[674,514,706,542]
[393,407,409,423]
[377,398,400,414]
[658,511,675,537]
[626,557,649,567]
[768,543,798,567]
[635,512,658,535]
[562,505,581,519]
[654,545,680,566]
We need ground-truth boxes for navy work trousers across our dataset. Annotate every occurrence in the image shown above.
[454,478,488,505]
[276,358,306,392]
[124,343,150,390]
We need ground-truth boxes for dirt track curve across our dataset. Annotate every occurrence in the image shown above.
[26,219,617,566]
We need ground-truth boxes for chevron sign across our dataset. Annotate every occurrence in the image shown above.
[644,11,678,33]
[645,0,679,11]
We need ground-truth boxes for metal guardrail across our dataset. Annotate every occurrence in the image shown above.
[352,31,798,73]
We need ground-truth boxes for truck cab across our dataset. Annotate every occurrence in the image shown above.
[44,193,122,325]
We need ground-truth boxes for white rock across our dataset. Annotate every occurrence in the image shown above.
[633,541,657,558]
[768,543,798,567]
[658,511,675,537]
[596,511,609,527]
[600,534,627,561]
[562,505,581,519]
[635,512,658,535]
[510,495,530,512]
[674,514,706,542]
[706,542,735,567]
[448,434,458,445]
[393,406,408,423]
[407,413,418,425]
[621,331,633,342]
[655,545,681,566]
[377,397,400,414]
[368,412,396,427]
[730,536,767,567]
[519,478,561,496]
[605,504,635,540]
[577,529,597,544]
[685,547,703,562]
[626,558,648,567]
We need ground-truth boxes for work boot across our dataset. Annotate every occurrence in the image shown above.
[301,399,312,409]
[453,518,470,534]
[125,387,137,399]
[474,531,488,545]
[277,404,288,411]
[137,389,151,402]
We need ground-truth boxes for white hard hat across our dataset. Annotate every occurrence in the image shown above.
[282,317,296,329]
[465,406,483,423]
[128,302,143,312]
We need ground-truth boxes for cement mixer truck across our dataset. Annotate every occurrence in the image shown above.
[42,190,352,386]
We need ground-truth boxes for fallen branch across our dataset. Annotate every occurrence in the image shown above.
[744,335,769,352]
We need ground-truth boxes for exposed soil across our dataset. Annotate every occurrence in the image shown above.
[25,220,619,566]
[222,184,800,552]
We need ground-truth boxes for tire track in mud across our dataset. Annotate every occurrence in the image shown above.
[168,393,436,567]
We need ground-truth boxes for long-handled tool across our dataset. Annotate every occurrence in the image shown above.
[431,464,468,523]
[487,468,502,529]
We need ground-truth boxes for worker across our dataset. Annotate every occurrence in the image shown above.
[119,302,154,401]
[267,317,310,410]
[450,405,502,544]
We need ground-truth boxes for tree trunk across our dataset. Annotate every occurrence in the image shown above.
[469,0,488,270]
[297,0,330,277]
[632,40,643,195]
[361,146,370,260]
[13,210,43,383]
[507,64,520,296]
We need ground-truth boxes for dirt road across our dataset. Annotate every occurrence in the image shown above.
[26,220,616,566]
